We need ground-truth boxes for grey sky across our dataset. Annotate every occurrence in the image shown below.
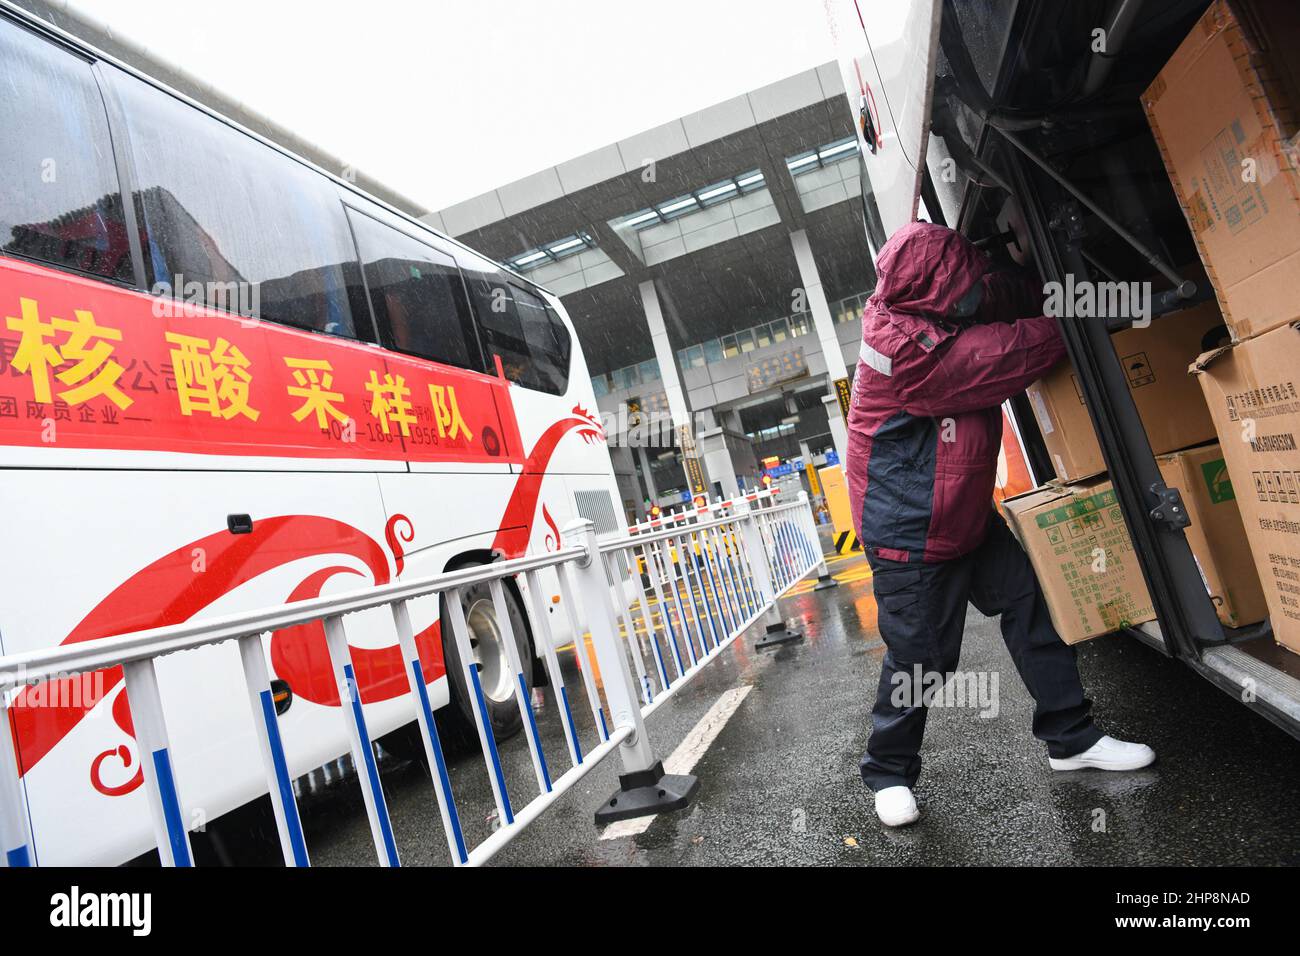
[76,0,839,211]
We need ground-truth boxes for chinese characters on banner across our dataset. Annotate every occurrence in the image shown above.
[0,258,522,464]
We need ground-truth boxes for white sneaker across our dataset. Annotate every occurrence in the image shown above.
[1048,735,1155,772]
[875,785,920,827]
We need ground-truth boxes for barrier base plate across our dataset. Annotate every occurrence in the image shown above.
[595,760,699,825]
[814,574,840,590]
[755,620,803,649]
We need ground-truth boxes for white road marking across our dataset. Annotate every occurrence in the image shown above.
[600,684,753,840]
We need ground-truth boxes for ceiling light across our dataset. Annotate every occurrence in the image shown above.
[658,196,699,215]
[697,182,738,202]
[548,237,586,254]
[819,141,858,159]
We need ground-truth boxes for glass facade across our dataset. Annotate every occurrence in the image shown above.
[595,292,870,396]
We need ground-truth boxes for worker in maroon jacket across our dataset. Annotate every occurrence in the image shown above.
[846,222,1154,828]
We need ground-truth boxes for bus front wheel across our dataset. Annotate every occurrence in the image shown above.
[439,576,533,746]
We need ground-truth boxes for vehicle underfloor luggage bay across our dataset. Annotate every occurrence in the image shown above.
[838,0,1300,742]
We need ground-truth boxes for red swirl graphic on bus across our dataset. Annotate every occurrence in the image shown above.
[7,407,605,796]
[384,513,415,576]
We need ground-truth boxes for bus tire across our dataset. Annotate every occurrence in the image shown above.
[380,572,534,763]
[437,574,533,749]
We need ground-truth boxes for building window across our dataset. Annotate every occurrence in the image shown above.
[508,231,597,272]
[612,169,766,232]
[786,137,859,178]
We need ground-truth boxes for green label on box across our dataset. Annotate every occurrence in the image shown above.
[1034,489,1117,529]
[1201,458,1235,503]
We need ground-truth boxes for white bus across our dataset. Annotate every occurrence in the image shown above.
[0,3,621,865]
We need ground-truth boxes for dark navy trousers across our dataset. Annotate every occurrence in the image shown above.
[860,514,1104,791]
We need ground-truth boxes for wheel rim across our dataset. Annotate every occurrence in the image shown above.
[466,597,513,704]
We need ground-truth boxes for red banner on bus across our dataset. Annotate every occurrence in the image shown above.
[0,257,523,465]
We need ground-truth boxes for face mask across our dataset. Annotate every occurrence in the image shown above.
[951,280,985,319]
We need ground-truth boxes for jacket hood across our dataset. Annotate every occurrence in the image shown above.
[869,222,989,321]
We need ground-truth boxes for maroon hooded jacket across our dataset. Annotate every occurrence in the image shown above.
[845,222,1065,563]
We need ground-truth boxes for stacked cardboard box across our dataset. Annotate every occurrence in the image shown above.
[1155,443,1269,629]
[1142,0,1300,343]
[1003,443,1266,644]
[1003,479,1155,645]
[1193,334,1300,654]
[1145,0,1300,655]
[1025,301,1225,482]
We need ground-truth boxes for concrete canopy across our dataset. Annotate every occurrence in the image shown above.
[434,64,876,379]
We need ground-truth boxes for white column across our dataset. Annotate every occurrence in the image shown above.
[639,279,706,494]
[611,445,645,520]
[791,229,851,467]
[822,395,850,467]
[699,427,740,500]
[639,279,690,429]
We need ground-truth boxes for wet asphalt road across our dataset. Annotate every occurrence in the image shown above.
[247,547,1300,867]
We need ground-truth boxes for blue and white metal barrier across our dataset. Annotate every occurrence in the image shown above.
[0,489,823,867]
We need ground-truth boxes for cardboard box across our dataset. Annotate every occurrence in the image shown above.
[1006,444,1266,643]
[1003,479,1156,644]
[1025,301,1224,481]
[1143,0,1300,342]
[1193,323,1300,654]
[1156,443,1269,628]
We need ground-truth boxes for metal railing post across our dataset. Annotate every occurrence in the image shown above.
[237,632,310,867]
[556,563,611,743]
[122,658,194,867]
[564,518,699,826]
[391,599,468,865]
[0,696,33,867]
[322,614,401,867]
[650,534,699,670]
[737,496,803,649]
[522,568,585,769]
[601,552,655,706]
[639,541,687,681]
[795,490,838,590]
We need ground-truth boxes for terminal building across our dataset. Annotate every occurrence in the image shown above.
[426,65,879,519]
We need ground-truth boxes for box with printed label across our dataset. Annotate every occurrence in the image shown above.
[1142,0,1300,342]
[1002,480,1155,644]
[1025,301,1224,482]
[1156,443,1269,629]
[1192,323,1300,654]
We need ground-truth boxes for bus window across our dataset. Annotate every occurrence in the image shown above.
[463,267,526,375]
[110,70,366,340]
[345,209,483,371]
[464,269,572,395]
[511,283,572,393]
[0,19,131,283]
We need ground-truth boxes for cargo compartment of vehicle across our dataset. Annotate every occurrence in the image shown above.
[919,0,1300,739]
